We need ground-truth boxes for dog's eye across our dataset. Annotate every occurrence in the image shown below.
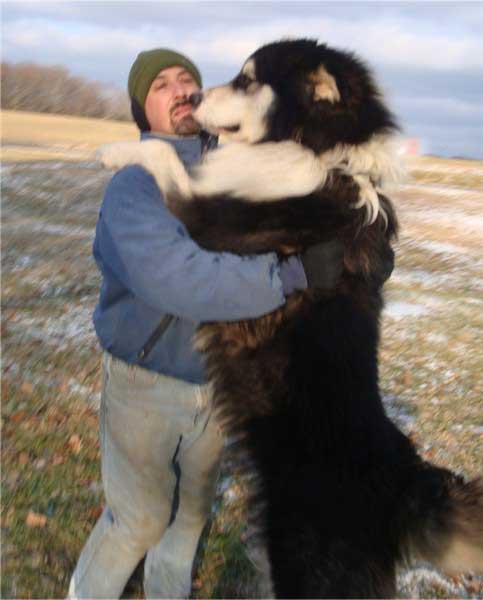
[233,74,254,90]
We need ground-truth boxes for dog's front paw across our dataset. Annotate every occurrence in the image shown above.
[350,173,384,226]
[96,141,144,171]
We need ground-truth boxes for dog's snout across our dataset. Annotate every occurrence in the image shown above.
[189,92,203,108]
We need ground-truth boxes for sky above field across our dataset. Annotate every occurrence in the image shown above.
[2,1,483,159]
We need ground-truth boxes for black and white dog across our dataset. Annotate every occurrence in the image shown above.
[100,39,483,598]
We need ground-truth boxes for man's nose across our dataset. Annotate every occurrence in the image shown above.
[173,79,192,98]
[189,92,203,108]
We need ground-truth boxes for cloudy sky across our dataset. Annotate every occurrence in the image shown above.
[2,1,483,158]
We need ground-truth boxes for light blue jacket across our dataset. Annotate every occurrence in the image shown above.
[93,132,305,383]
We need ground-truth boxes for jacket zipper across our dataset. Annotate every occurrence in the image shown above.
[138,315,173,361]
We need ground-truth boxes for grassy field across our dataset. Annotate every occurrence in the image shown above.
[1,110,138,162]
[1,111,483,598]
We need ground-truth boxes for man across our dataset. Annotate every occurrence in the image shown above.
[68,48,344,599]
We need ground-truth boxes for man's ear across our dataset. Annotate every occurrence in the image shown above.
[308,65,340,103]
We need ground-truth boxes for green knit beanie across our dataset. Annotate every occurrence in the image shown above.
[128,48,202,109]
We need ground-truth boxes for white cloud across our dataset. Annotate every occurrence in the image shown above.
[3,19,166,58]
[161,16,483,72]
[3,13,483,73]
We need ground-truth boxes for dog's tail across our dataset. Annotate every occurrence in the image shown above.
[401,464,483,574]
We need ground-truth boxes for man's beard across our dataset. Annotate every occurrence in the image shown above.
[172,113,201,136]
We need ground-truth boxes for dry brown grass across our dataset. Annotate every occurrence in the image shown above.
[1,110,137,162]
[406,155,483,190]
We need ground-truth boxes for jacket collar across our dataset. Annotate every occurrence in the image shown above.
[140,131,217,167]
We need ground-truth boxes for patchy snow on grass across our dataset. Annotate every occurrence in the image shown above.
[393,268,454,288]
[383,300,428,319]
[392,267,483,293]
[68,379,101,410]
[396,566,479,599]
[417,239,468,256]
[2,158,482,600]
[424,331,449,345]
[8,304,95,348]
[3,220,93,238]
[403,206,483,236]
[382,394,416,432]
[0,164,15,176]
[452,423,483,436]
[7,254,35,272]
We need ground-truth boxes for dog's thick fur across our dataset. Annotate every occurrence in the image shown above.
[100,39,483,598]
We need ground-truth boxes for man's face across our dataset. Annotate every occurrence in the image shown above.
[144,66,201,136]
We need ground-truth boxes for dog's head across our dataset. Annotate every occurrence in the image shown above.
[192,39,397,152]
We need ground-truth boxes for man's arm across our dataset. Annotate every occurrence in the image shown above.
[99,165,304,323]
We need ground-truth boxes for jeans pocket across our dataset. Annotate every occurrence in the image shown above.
[108,355,160,390]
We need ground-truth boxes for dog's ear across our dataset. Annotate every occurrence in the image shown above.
[308,65,340,103]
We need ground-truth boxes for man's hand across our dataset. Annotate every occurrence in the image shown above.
[302,237,395,290]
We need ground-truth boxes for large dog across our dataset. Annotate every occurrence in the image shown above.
[100,39,483,598]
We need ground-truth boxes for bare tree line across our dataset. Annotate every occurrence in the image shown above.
[1,61,132,121]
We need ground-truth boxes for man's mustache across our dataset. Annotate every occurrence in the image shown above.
[170,99,192,117]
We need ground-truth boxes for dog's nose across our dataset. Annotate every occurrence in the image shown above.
[189,92,203,108]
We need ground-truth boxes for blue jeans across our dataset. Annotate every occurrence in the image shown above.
[68,352,224,599]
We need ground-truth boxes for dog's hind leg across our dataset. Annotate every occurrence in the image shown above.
[400,466,483,575]
[266,514,398,599]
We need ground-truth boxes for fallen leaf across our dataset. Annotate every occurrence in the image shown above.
[59,379,70,395]
[407,432,419,445]
[26,511,47,528]
[10,410,26,422]
[20,381,34,395]
[25,417,39,429]
[89,506,103,520]
[84,406,97,417]
[18,452,30,465]
[402,371,413,386]
[47,407,67,426]
[68,434,82,454]
[51,453,64,466]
